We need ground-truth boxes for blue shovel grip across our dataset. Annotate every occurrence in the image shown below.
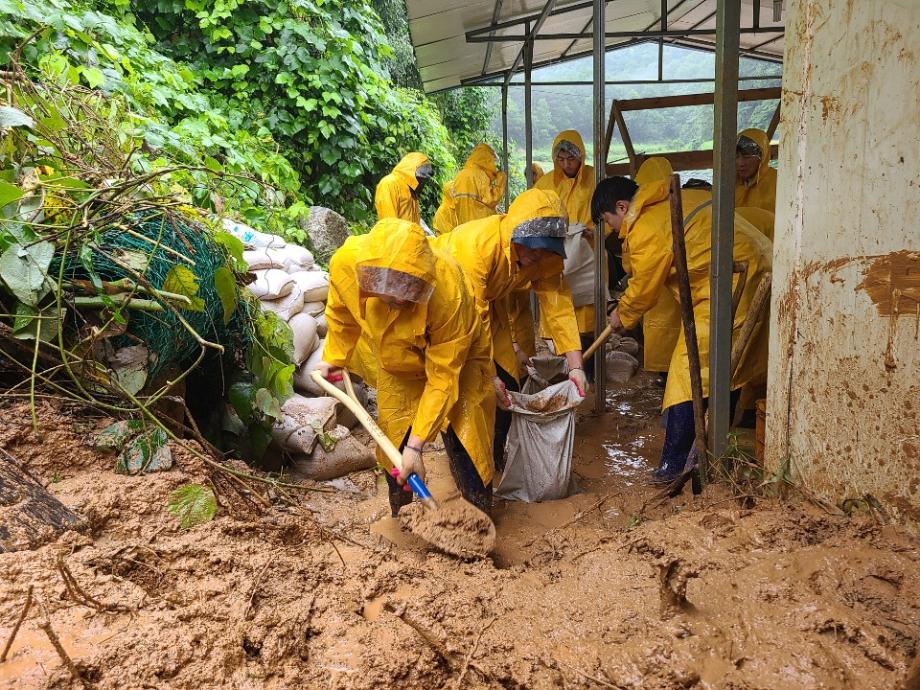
[407,473,432,501]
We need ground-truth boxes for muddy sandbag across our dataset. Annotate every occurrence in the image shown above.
[522,354,569,394]
[606,350,639,385]
[222,218,286,250]
[260,285,305,321]
[295,341,327,396]
[272,395,338,455]
[249,268,295,300]
[335,379,367,429]
[314,312,328,337]
[497,380,582,502]
[289,312,320,365]
[294,428,375,480]
[289,270,330,303]
[616,336,639,357]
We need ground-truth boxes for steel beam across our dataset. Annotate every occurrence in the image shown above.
[709,0,740,459]
[466,27,784,42]
[468,75,780,87]
[501,79,510,205]
[481,0,505,76]
[467,0,595,39]
[524,38,534,188]
[502,0,561,91]
[593,0,607,413]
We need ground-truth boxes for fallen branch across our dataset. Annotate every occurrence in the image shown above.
[0,585,33,662]
[38,616,87,689]
[453,615,497,688]
[57,557,128,613]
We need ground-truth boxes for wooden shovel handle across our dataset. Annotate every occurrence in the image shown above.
[583,324,613,360]
[309,370,403,472]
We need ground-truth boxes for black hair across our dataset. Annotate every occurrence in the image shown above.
[591,176,639,224]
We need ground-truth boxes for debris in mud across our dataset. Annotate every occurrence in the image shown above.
[399,500,496,559]
[521,392,569,414]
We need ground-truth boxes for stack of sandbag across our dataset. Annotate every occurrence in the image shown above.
[225,217,375,480]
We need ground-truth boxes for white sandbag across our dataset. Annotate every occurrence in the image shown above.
[563,224,610,308]
[249,269,294,300]
[606,350,639,385]
[260,284,305,321]
[222,218,286,250]
[301,301,326,317]
[294,429,376,481]
[244,246,314,272]
[289,270,330,303]
[289,312,319,365]
[295,340,327,396]
[497,380,582,502]
[314,312,328,337]
[271,395,337,455]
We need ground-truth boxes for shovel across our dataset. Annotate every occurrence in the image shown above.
[309,369,496,558]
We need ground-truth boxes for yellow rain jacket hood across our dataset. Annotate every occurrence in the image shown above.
[432,144,505,235]
[735,128,777,213]
[375,152,431,224]
[618,178,771,408]
[324,218,496,483]
[433,188,580,380]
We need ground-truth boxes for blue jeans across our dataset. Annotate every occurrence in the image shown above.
[659,390,741,475]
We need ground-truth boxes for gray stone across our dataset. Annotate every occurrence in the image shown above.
[303,206,350,265]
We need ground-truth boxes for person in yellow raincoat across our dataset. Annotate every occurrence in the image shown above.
[533,130,601,379]
[736,206,775,242]
[619,158,711,376]
[595,176,772,482]
[432,144,506,235]
[318,218,495,515]
[433,188,586,470]
[735,128,777,213]
[374,152,434,225]
[530,162,545,185]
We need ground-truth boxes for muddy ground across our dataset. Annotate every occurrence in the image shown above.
[1,373,919,689]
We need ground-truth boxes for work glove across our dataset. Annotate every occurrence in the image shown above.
[394,444,426,491]
[569,367,588,397]
[314,361,343,382]
[493,376,513,410]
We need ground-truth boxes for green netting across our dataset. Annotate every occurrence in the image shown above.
[54,212,250,379]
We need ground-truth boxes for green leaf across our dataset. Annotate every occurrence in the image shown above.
[228,381,257,425]
[162,265,205,312]
[0,241,54,307]
[117,428,172,474]
[12,303,64,343]
[0,106,34,130]
[255,386,282,420]
[81,67,106,89]
[0,181,23,209]
[108,344,150,395]
[167,483,217,529]
[213,266,237,324]
[213,230,245,268]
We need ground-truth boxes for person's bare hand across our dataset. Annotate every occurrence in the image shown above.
[493,376,513,410]
[607,308,625,334]
[396,445,426,486]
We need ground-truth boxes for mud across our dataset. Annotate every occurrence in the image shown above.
[399,499,496,559]
[1,382,919,690]
[522,392,570,414]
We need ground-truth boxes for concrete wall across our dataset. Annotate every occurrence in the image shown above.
[766,0,920,522]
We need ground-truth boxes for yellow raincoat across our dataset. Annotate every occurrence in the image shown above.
[628,158,712,373]
[735,128,777,213]
[531,162,545,184]
[323,219,496,483]
[374,152,430,224]
[433,188,580,381]
[432,144,505,235]
[618,178,772,410]
[736,206,775,242]
[534,130,598,334]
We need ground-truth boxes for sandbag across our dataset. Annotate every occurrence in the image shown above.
[277,244,314,271]
[289,270,330,302]
[260,284,305,321]
[497,380,581,502]
[249,268,295,300]
[289,312,320,365]
[271,395,338,455]
[301,301,326,317]
[295,341,327,396]
[244,246,314,272]
[616,336,639,357]
[563,224,610,308]
[294,429,376,481]
[335,379,368,429]
[222,218,286,250]
[606,350,639,385]
[314,312,328,337]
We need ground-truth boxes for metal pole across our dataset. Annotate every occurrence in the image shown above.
[501,80,510,206]
[524,33,534,188]
[593,0,607,413]
[709,0,740,457]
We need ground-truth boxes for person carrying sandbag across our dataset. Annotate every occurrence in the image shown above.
[432,188,587,472]
[316,218,496,516]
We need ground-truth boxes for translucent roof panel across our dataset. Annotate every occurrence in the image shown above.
[407,0,784,92]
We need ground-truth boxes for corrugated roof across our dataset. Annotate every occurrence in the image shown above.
[407,0,784,93]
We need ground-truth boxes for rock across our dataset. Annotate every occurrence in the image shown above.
[303,206,350,264]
